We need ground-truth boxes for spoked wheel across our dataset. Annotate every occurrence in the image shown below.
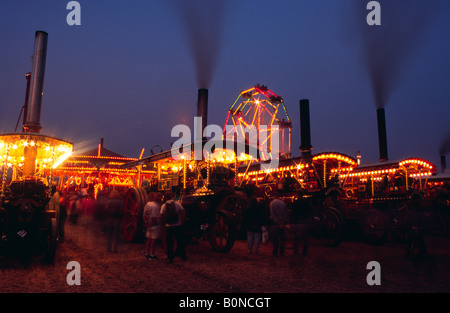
[218,194,243,233]
[390,206,413,243]
[360,209,389,245]
[123,187,147,242]
[209,211,237,253]
[314,207,343,247]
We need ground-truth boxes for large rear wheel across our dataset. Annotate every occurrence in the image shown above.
[209,211,237,253]
[123,187,147,242]
[360,209,389,245]
[217,194,244,233]
[314,207,343,247]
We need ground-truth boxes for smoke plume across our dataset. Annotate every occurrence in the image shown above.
[169,0,228,89]
[353,0,443,109]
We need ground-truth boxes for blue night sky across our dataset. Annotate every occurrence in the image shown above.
[0,0,449,168]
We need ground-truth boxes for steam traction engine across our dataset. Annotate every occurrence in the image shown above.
[238,152,358,247]
[0,134,73,263]
[238,153,440,246]
[0,178,57,262]
[0,31,73,263]
[236,98,442,246]
[121,141,251,252]
[339,157,439,244]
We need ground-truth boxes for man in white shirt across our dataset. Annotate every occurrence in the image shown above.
[143,192,162,260]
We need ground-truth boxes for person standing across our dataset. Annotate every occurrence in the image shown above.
[269,197,289,257]
[58,189,67,242]
[105,190,124,253]
[143,192,161,260]
[160,192,187,263]
[242,184,265,254]
[48,185,60,237]
[68,192,81,224]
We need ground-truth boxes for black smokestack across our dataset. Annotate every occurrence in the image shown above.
[197,89,208,134]
[24,31,48,133]
[377,108,388,162]
[22,72,31,132]
[195,89,208,162]
[169,0,227,89]
[299,99,313,162]
[441,155,446,174]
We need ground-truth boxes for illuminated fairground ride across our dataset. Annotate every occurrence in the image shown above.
[53,139,155,197]
[223,84,292,160]
[0,133,73,196]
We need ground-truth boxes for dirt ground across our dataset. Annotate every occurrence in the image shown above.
[1,216,450,294]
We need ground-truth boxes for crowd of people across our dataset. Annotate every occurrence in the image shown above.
[51,187,126,253]
[44,175,446,267]
[48,184,312,264]
[50,186,189,263]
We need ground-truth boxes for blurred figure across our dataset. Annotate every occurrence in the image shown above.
[48,185,60,208]
[269,197,289,257]
[160,192,187,263]
[58,188,68,242]
[80,189,88,214]
[242,184,265,254]
[105,190,124,253]
[143,192,161,260]
[292,200,310,256]
[94,190,107,226]
[80,188,96,217]
[48,185,60,239]
[68,192,81,224]
[79,188,96,248]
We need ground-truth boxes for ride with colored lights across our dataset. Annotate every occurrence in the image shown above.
[120,84,450,251]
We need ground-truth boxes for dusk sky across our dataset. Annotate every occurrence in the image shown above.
[0,0,449,169]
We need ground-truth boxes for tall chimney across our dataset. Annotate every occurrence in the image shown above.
[22,72,32,132]
[195,89,208,158]
[23,31,48,133]
[299,99,313,163]
[441,155,446,173]
[23,31,48,177]
[197,89,208,137]
[377,108,388,162]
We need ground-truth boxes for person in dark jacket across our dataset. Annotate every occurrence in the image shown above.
[160,192,187,263]
[269,197,289,257]
[105,190,124,253]
[242,184,266,254]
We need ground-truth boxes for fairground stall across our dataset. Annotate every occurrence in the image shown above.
[53,139,154,198]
